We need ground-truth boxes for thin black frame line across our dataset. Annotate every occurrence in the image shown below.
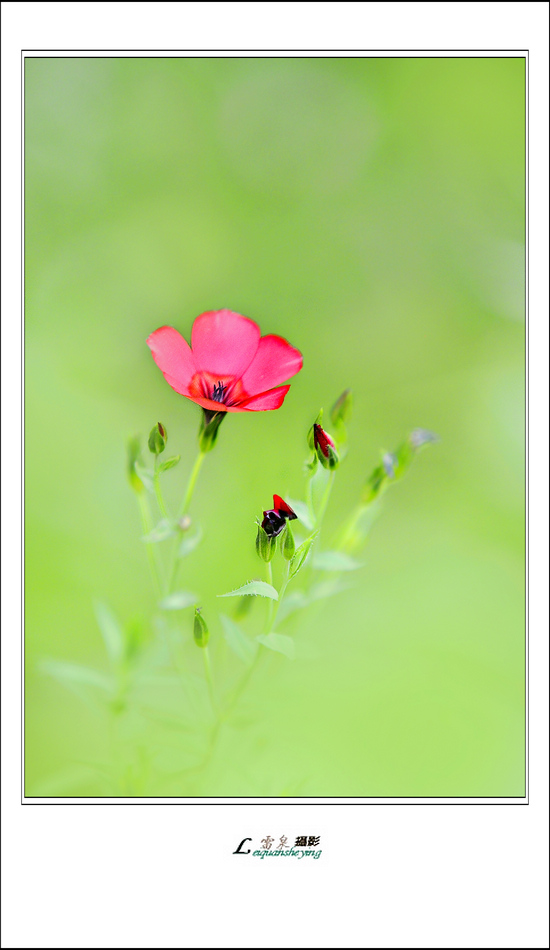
[20,51,529,805]
[21,51,529,57]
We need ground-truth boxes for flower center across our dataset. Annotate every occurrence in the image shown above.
[211,381,226,403]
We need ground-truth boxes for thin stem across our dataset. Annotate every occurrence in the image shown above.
[167,449,206,594]
[225,560,291,720]
[315,469,335,529]
[178,450,206,520]
[153,456,170,521]
[270,560,290,631]
[137,492,163,596]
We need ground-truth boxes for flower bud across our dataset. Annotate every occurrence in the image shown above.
[193,607,209,648]
[148,421,167,455]
[313,423,339,470]
[307,410,323,451]
[256,523,276,562]
[281,522,296,560]
[199,410,225,453]
[361,462,387,505]
[330,389,353,426]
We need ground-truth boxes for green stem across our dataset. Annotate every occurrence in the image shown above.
[271,560,290,631]
[137,492,163,596]
[315,469,335,529]
[167,449,206,594]
[225,561,291,720]
[178,450,206,520]
[153,456,170,521]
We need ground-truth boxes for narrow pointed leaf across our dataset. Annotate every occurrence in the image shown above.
[158,455,181,473]
[218,580,278,600]
[289,531,319,579]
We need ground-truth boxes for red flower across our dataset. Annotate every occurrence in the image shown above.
[261,495,297,537]
[147,310,302,413]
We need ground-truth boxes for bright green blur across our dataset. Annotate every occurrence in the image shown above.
[25,57,525,797]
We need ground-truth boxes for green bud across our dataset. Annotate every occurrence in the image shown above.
[148,422,167,455]
[281,522,296,560]
[361,429,438,504]
[199,411,225,453]
[193,607,209,648]
[361,462,388,505]
[127,436,144,494]
[256,524,276,562]
[330,389,353,426]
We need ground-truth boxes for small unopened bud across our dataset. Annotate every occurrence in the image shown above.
[193,607,209,648]
[281,522,296,560]
[330,389,353,426]
[256,523,276,562]
[313,423,339,470]
[307,410,323,451]
[148,422,167,455]
[199,410,225,453]
[178,514,192,532]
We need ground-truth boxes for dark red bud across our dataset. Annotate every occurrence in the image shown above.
[313,423,335,458]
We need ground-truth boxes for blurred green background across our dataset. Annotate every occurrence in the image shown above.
[25,57,525,796]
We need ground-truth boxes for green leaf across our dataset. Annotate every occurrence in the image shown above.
[158,455,181,473]
[134,462,154,493]
[257,633,295,660]
[286,498,315,532]
[142,519,175,543]
[158,591,197,610]
[94,601,124,664]
[289,531,319,579]
[220,614,258,665]
[218,580,278,600]
[40,660,112,692]
[178,525,203,558]
[313,551,364,572]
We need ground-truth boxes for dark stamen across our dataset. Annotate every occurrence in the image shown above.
[212,381,226,403]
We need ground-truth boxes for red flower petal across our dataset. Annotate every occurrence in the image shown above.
[191,310,261,378]
[182,394,242,413]
[240,334,303,396]
[273,495,296,518]
[147,326,197,395]
[239,385,290,411]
